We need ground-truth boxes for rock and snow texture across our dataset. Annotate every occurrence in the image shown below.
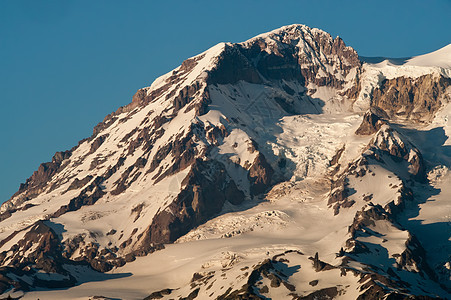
[0,24,450,299]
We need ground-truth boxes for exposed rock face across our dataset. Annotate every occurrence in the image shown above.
[9,151,71,201]
[369,126,426,181]
[143,288,174,300]
[150,251,304,299]
[89,134,108,154]
[147,126,200,184]
[172,82,205,114]
[355,107,388,135]
[330,122,426,216]
[52,177,106,218]
[371,74,451,122]
[149,159,245,244]
[10,221,63,272]
[240,25,361,89]
[208,44,263,85]
[342,202,439,298]
[309,252,335,272]
[65,175,93,192]
[207,25,362,97]
[0,221,78,293]
[326,121,444,298]
[248,154,274,195]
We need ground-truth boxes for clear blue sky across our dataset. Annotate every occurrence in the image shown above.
[1,0,450,203]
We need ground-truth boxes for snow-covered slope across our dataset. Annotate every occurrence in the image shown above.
[1,24,450,299]
[406,44,451,68]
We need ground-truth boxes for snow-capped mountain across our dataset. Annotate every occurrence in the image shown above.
[1,24,450,299]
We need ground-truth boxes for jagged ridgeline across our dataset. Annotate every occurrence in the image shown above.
[0,25,450,299]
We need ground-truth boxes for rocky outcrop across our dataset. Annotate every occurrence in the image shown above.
[190,251,301,300]
[208,44,262,85]
[248,153,274,195]
[144,288,174,300]
[0,219,151,292]
[347,204,390,237]
[0,221,78,293]
[355,107,388,135]
[330,145,345,166]
[330,122,426,216]
[89,134,108,154]
[148,159,245,244]
[396,234,437,281]
[148,127,200,184]
[298,35,360,89]
[65,175,93,192]
[239,25,361,90]
[52,177,105,218]
[309,252,335,272]
[371,74,451,122]
[110,157,147,195]
[299,287,339,300]
[1,150,72,216]
[172,81,206,114]
[17,150,71,197]
[338,203,441,299]
[369,126,426,182]
[327,170,356,215]
[338,182,441,297]
[207,24,361,98]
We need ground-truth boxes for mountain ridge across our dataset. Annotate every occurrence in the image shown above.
[0,24,450,299]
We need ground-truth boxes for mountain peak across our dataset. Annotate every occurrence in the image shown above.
[246,23,329,42]
[0,24,450,299]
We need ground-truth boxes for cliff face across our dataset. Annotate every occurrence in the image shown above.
[371,74,451,122]
[0,25,450,299]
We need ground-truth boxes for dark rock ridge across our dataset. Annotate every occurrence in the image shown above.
[144,248,441,299]
[355,107,388,135]
[52,176,106,218]
[248,153,274,195]
[148,159,245,244]
[329,125,444,297]
[207,44,263,85]
[0,221,77,293]
[309,252,335,272]
[368,126,426,182]
[329,122,425,215]
[208,25,361,95]
[340,203,441,299]
[3,150,72,212]
[146,250,304,299]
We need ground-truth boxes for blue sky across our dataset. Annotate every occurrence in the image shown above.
[0,0,450,203]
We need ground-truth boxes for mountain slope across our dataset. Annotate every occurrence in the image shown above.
[406,44,451,68]
[0,25,450,299]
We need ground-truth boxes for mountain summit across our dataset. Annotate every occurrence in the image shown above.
[1,24,450,299]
